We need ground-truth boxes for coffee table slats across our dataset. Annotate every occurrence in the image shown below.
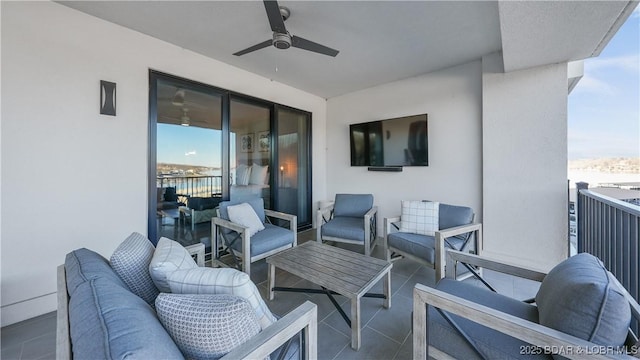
[292,246,384,280]
[269,256,363,296]
[301,242,389,273]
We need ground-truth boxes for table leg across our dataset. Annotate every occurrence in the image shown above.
[351,296,361,350]
[268,263,276,301]
[383,270,391,309]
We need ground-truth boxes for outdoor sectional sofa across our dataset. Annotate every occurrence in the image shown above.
[56,232,317,359]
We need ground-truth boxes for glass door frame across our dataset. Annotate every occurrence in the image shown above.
[148,70,313,242]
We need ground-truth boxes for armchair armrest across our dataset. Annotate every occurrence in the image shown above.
[212,216,249,234]
[221,301,318,360]
[413,284,627,360]
[185,243,205,267]
[316,204,335,243]
[435,222,483,281]
[445,249,547,282]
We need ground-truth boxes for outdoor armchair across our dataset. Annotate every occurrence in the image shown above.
[413,249,640,359]
[316,194,378,256]
[384,201,482,280]
[212,197,297,276]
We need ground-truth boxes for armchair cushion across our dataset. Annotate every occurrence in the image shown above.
[535,253,630,348]
[155,293,260,360]
[387,232,466,264]
[166,267,277,330]
[399,200,439,236]
[333,194,373,217]
[149,237,199,292]
[429,279,544,359]
[439,203,475,241]
[228,223,295,256]
[227,202,265,236]
[321,217,366,242]
[109,232,159,307]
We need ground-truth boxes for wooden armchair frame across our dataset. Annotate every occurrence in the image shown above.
[384,216,482,280]
[413,249,640,360]
[57,243,317,360]
[316,203,378,256]
[212,209,297,275]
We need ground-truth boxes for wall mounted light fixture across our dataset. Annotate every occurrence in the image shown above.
[100,80,116,116]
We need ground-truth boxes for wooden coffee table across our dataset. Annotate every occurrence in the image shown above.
[266,241,392,350]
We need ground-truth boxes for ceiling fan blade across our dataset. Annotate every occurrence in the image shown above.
[263,0,287,33]
[291,36,339,57]
[233,39,272,56]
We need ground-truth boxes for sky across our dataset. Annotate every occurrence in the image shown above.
[567,7,640,161]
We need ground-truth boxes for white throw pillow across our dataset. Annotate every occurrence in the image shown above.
[399,200,439,236]
[166,267,277,330]
[227,202,265,236]
[249,164,268,185]
[149,237,199,292]
[236,164,251,186]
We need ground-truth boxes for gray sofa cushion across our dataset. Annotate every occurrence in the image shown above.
[333,194,373,217]
[429,279,548,359]
[69,277,183,360]
[536,253,631,348]
[156,294,260,360]
[110,232,160,307]
[228,223,294,256]
[64,248,127,297]
[387,232,465,264]
[322,217,365,242]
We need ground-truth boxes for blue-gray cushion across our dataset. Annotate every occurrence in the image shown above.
[69,277,183,360]
[429,279,546,359]
[110,232,160,307]
[321,217,365,242]
[64,248,127,297]
[536,253,631,348]
[219,197,265,223]
[387,232,465,264]
[228,223,294,258]
[333,194,373,218]
[438,203,474,230]
[156,293,260,360]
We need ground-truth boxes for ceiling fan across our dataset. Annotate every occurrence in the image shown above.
[234,0,339,57]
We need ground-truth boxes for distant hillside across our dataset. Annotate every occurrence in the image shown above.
[569,157,639,174]
[157,163,220,176]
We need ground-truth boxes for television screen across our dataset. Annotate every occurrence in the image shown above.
[350,114,428,167]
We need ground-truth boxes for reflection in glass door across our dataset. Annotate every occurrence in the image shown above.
[229,98,271,207]
[153,77,223,247]
[276,106,311,228]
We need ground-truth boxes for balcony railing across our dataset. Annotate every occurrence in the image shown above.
[576,182,640,312]
[157,175,223,198]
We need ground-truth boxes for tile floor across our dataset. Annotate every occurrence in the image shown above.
[0,229,540,360]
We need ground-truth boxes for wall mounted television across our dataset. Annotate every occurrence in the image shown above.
[350,114,428,167]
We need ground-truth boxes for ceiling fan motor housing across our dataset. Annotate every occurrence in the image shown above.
[272,32,291,49]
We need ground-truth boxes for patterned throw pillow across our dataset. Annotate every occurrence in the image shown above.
[149,237,199,292]
[155,293,260,360]
[227,202,265,236]
[110,232,159,306]
[399,200,439,236]
[167,267,277,330]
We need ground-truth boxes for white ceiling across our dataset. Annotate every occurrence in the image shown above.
[59,1,636,99]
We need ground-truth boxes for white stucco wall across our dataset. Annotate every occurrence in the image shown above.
[326,61,484,235]
[1,1,327,326]
[482,52,568,271]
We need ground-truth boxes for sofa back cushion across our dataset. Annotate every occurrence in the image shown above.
[65,248,127,297]
[149,237,199,292]
[156,294,260,360]
[110,232,160,307]
[69,277,183,359]
[333,194,373,218]
[536,253,631,348]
